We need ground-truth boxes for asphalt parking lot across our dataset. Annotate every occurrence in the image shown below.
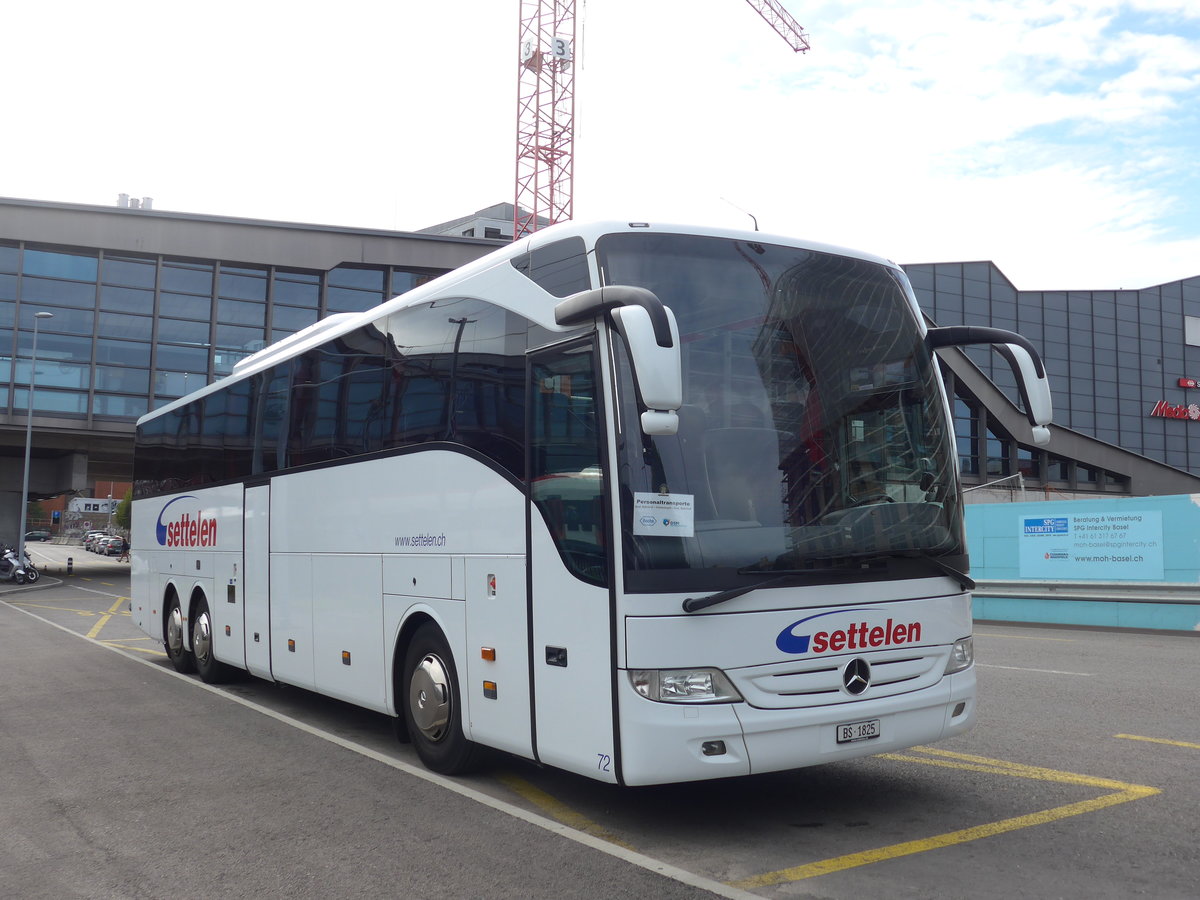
[3,550,1198,899]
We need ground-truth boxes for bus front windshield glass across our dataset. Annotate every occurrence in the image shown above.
[598,233,964,593]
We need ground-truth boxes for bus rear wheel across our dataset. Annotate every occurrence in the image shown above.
[164,595,195,674]
[191,596,232,684]
[402,623,481,775]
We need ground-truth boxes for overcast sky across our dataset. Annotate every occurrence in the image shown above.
[4,0,1198,290]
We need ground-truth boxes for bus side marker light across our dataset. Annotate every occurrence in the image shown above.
[225,626,231,636]
[483,681,498,699]
[342,651,352,666]
[288,639,296,653]
[481,647,496,661]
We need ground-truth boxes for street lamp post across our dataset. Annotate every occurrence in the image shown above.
[17,311,54,570]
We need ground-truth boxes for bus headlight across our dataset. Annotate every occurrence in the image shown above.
[629,668,742,703]
[944,637,974,675]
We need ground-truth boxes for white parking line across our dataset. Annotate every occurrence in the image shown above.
[978,664,1093,676]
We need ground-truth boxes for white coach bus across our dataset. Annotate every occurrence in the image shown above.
[131,220,1052,786]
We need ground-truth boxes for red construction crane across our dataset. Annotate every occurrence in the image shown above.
[743,0,811,53]
[514,0,575,240]
[513,1,809,240]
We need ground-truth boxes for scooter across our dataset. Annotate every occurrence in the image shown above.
[19,547,39,583]
[0,546,28,585]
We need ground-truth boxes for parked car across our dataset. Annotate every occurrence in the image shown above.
[101,537,129,557]
[83,531,109,551]
[25,530,51,542]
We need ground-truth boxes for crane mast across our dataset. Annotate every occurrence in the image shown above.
[514,0,576,240]
[513,1,808,239]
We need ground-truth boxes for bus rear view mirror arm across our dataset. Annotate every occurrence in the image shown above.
[926,325,1054,445]
[555,285,674,347]
[556,286,683,436]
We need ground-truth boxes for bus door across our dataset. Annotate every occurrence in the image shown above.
[527,341,619,782]
[242,482,272,680]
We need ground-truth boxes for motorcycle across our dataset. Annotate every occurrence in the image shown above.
[0,545,29,585]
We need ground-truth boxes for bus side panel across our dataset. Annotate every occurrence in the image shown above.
[463,555,532,759]
[243,485,272,679]
[212,550,246,669]
[129,499,154,637]
[270,553,316,690]
[529,523,618,783]
[312,554,387,713]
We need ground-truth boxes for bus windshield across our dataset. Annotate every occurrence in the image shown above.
[598,232,963,592]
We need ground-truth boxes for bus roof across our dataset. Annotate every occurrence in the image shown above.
[137,220,900,427]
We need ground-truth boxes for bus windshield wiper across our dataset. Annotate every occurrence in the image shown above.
[899,554,975,591]
[682,569,844,613]
[681,554,974,614]
[829,552,975,591]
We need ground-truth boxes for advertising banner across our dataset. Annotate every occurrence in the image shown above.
[1018,511,1164,580]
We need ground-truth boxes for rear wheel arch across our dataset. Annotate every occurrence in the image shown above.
[190,588,233,684]
[162,585,195,674]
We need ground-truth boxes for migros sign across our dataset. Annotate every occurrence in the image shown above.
[155,496,218,548]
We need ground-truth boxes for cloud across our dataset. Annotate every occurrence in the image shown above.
[1,0,1197,290]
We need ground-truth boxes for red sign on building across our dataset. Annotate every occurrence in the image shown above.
[1149,400,1200,420]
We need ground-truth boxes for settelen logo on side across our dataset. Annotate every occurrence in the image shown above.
[156,495,218,548]
[776,608,923,654]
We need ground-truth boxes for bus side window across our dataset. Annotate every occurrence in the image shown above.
[529,342,608,586]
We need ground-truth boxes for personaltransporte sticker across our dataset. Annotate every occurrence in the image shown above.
[633,492,695,538]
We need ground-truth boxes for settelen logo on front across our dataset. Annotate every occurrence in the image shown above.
[156,496,218,548]
[776,608,923,654]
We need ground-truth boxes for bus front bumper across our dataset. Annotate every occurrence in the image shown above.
[617,667,976,786]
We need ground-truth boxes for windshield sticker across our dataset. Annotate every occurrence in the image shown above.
[633,492,695,538]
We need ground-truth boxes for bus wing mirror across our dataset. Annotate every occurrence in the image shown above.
[555,286,682,436]
[926,325,1053,445]
[609,305,682,435]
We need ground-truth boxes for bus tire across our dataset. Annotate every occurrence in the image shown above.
[402,623,481,775]
[191,595,232,684]
[164,593,195,674]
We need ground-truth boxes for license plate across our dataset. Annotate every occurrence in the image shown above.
[836,718,881,744]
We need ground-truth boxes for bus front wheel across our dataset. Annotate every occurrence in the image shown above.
[402,623,481,775]
[164,595,195,674]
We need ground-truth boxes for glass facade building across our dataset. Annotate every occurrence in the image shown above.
[905,261,1200,489]
[1,241,447,423]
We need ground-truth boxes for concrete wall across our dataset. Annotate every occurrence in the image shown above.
[966,494,1200,631]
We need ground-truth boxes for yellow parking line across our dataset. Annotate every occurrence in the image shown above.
[498,774,637,851]
[101,641,166,658]
[10,602,100,616]
[86,597,129,639]
[1116,733,1200,750]
[729,747,1159,889]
